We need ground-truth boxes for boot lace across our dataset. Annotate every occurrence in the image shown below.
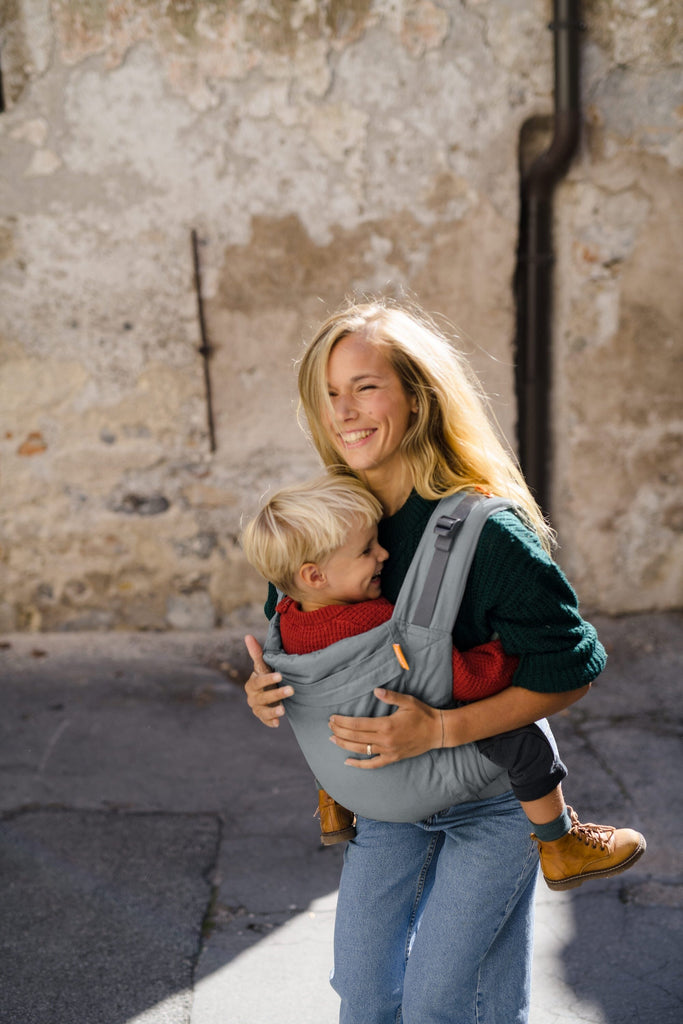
[568,808,614,850]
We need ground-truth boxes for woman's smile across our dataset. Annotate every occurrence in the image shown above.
[339,428,376,447]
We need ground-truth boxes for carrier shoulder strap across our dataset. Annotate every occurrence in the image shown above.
[411,493,480,627]
[395,492,515,631]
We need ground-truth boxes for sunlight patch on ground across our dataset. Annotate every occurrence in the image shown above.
[191,891,340,1024]
[126,991,192,1023]
[531,889,607,1024]
[169,886,610,1024]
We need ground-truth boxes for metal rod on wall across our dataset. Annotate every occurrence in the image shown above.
[191,228,217,454]
[0,47,5,113]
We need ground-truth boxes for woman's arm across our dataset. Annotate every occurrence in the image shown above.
[328,682,590,769]
[243,634,294,728]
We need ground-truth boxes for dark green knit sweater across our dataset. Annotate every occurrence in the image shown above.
[265,490,606,694]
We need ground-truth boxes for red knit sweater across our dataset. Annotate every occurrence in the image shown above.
[276,596,519,702]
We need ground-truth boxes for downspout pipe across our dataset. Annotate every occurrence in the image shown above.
[514,0,583,516]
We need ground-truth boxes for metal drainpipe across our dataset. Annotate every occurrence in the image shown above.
[514,0,583,516]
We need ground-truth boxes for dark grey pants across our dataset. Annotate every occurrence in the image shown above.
[477,723,568,802]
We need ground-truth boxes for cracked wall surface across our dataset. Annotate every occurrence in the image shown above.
[0,0,681,630]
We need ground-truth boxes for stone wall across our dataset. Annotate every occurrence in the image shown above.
[0,0,681,631]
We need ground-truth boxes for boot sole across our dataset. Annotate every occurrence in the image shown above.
[544,835,647,891]
[320,826,357,846]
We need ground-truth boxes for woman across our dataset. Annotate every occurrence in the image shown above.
[244,300,600,1024]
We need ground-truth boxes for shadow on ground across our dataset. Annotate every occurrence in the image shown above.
[538,612,683,1024]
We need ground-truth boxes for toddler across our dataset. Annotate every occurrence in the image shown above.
[242,475,645,890]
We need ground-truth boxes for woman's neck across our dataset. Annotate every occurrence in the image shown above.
[361,465,414,517]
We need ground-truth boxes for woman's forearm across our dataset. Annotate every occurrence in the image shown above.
[327,683,592,768]
[443,684,591,748]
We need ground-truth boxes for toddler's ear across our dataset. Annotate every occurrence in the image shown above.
[299,562,327,589]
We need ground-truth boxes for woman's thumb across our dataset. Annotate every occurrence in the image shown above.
[244,634,266,671]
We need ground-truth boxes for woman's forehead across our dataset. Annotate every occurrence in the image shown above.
[327,333,393,379]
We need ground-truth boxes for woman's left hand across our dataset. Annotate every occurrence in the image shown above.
[328,688,443,768]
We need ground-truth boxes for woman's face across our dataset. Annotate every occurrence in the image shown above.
[324,333,418,487]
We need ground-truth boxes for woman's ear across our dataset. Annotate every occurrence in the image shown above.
[410,392,419,414]
[298,562,327,590]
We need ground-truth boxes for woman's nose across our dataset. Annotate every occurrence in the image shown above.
[332,393,357,420]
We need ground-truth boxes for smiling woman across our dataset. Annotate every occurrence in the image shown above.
[243,298,612,1024]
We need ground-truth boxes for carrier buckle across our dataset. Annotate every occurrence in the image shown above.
[434,514,461,551]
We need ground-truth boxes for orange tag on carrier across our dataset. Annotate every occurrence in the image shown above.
[392,644,410,670]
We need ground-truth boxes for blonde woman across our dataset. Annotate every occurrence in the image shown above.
[244,301,626,1024]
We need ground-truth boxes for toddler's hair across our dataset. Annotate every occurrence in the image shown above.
[242,474,383,597]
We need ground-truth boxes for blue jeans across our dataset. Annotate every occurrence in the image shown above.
[331,790,539,1024]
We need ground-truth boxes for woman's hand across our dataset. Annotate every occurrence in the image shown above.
[328,688,443,768]
[243,634,293,729]
[328,683,591,768]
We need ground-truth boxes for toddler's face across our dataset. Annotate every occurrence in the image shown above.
[321,519,389,605]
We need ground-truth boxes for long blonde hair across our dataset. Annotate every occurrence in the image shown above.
[297,299,553,550]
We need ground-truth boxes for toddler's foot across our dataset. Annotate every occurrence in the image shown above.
[317,789,356,846]
[531,807,646,891]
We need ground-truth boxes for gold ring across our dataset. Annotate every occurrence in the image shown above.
[366,743,373,756]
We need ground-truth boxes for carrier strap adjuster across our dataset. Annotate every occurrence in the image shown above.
[434,514,462,551]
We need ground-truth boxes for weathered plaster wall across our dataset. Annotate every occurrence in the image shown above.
[0,0,680,631]
[552,0,683,612]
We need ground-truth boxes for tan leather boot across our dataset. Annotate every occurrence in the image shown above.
[532,807,646,891]
[317,789,356,846]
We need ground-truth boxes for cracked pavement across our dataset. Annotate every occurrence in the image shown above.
[0,612,681,1023]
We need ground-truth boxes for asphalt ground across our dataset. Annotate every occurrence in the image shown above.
[0,610,681,1024]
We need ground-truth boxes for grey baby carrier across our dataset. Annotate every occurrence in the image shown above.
[263,492,517,823]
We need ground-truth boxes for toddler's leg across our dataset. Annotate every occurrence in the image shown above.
[520,784,572,838]
[478,724,646,890]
